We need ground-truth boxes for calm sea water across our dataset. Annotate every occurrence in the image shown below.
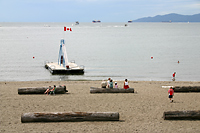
[0,22,200,81]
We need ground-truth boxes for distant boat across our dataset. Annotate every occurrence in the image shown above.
[92,20,101,23]
[162,20,172,23]
[44,24,50,27]
[75,21,79,25]
[128,20,133,23]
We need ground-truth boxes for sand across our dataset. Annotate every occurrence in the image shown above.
[0,80,200,133]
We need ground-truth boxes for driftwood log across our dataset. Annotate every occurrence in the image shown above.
[90,87,134,93]
[18,85,67,94]
[21,112,119,123]
[173,86,200,92]
[163,110,200,120]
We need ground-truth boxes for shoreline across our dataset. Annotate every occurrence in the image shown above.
[1,80,200,132]
[2,79,200,82]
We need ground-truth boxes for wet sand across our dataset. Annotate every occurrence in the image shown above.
[0,81,200,133]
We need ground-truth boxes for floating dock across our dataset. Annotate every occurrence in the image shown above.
[45,39,84,75]
[45,62,84,75]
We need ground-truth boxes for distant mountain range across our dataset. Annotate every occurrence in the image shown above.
[133,13,200,22]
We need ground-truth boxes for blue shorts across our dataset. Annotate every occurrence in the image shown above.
[169,95,173,98]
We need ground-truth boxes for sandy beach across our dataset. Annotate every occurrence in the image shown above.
[0,80,200,133]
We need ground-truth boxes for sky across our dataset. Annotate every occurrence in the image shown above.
[0,0,200,22]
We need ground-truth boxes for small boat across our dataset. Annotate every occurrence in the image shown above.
[75,21,79,25]
[45,39,84,75]
[92,20,101,23]
[162,20,172,23]
[128,20,133,23]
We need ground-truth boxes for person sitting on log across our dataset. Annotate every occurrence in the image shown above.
[124,79,129,89]
[101,80,107,88]
[107,78,111,88]
[109,79,113,89]
[114,82,118,88]
[49,85,56,95]
[44,86,51,95]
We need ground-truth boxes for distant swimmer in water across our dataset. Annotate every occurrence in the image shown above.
[172,72,176,81]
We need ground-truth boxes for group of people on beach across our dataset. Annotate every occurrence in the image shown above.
[107,77,174,103]
[44,78,174,103]
[44,85,56,95]
[106,78,129,89]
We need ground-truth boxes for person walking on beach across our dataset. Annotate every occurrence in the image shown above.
[124,79,129,89]
[168,87,174,103]
[172,72,176,81]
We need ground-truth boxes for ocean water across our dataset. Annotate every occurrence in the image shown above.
[0,22,200,81]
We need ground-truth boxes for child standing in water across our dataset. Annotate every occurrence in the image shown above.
[172,72,176,81]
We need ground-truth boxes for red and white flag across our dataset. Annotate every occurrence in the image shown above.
[64,27,72,31]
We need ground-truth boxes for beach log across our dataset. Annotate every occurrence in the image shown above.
[173,86,200,92]
[21,112,119,123]
[163,110,200,120]
[90,87,134,93]
[18,85,67,94]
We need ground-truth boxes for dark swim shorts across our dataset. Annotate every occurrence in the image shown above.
[169,95,173,98]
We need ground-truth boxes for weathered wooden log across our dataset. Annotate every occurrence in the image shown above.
[90,87,134,93]
[18,85,67,94]
[173,86,200,92]
[21,112,119,123]
[163,110,200,120]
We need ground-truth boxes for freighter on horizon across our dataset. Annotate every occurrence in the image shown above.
[92,20,101,23]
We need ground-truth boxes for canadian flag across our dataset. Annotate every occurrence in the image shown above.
[64,27,72,31]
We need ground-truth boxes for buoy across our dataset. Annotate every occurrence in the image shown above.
[151,56,153,59]
[33,57,35,59]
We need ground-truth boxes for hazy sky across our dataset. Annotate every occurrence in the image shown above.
[0,0,199,22]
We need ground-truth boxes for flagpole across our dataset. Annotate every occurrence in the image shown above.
[64,26,66,40]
